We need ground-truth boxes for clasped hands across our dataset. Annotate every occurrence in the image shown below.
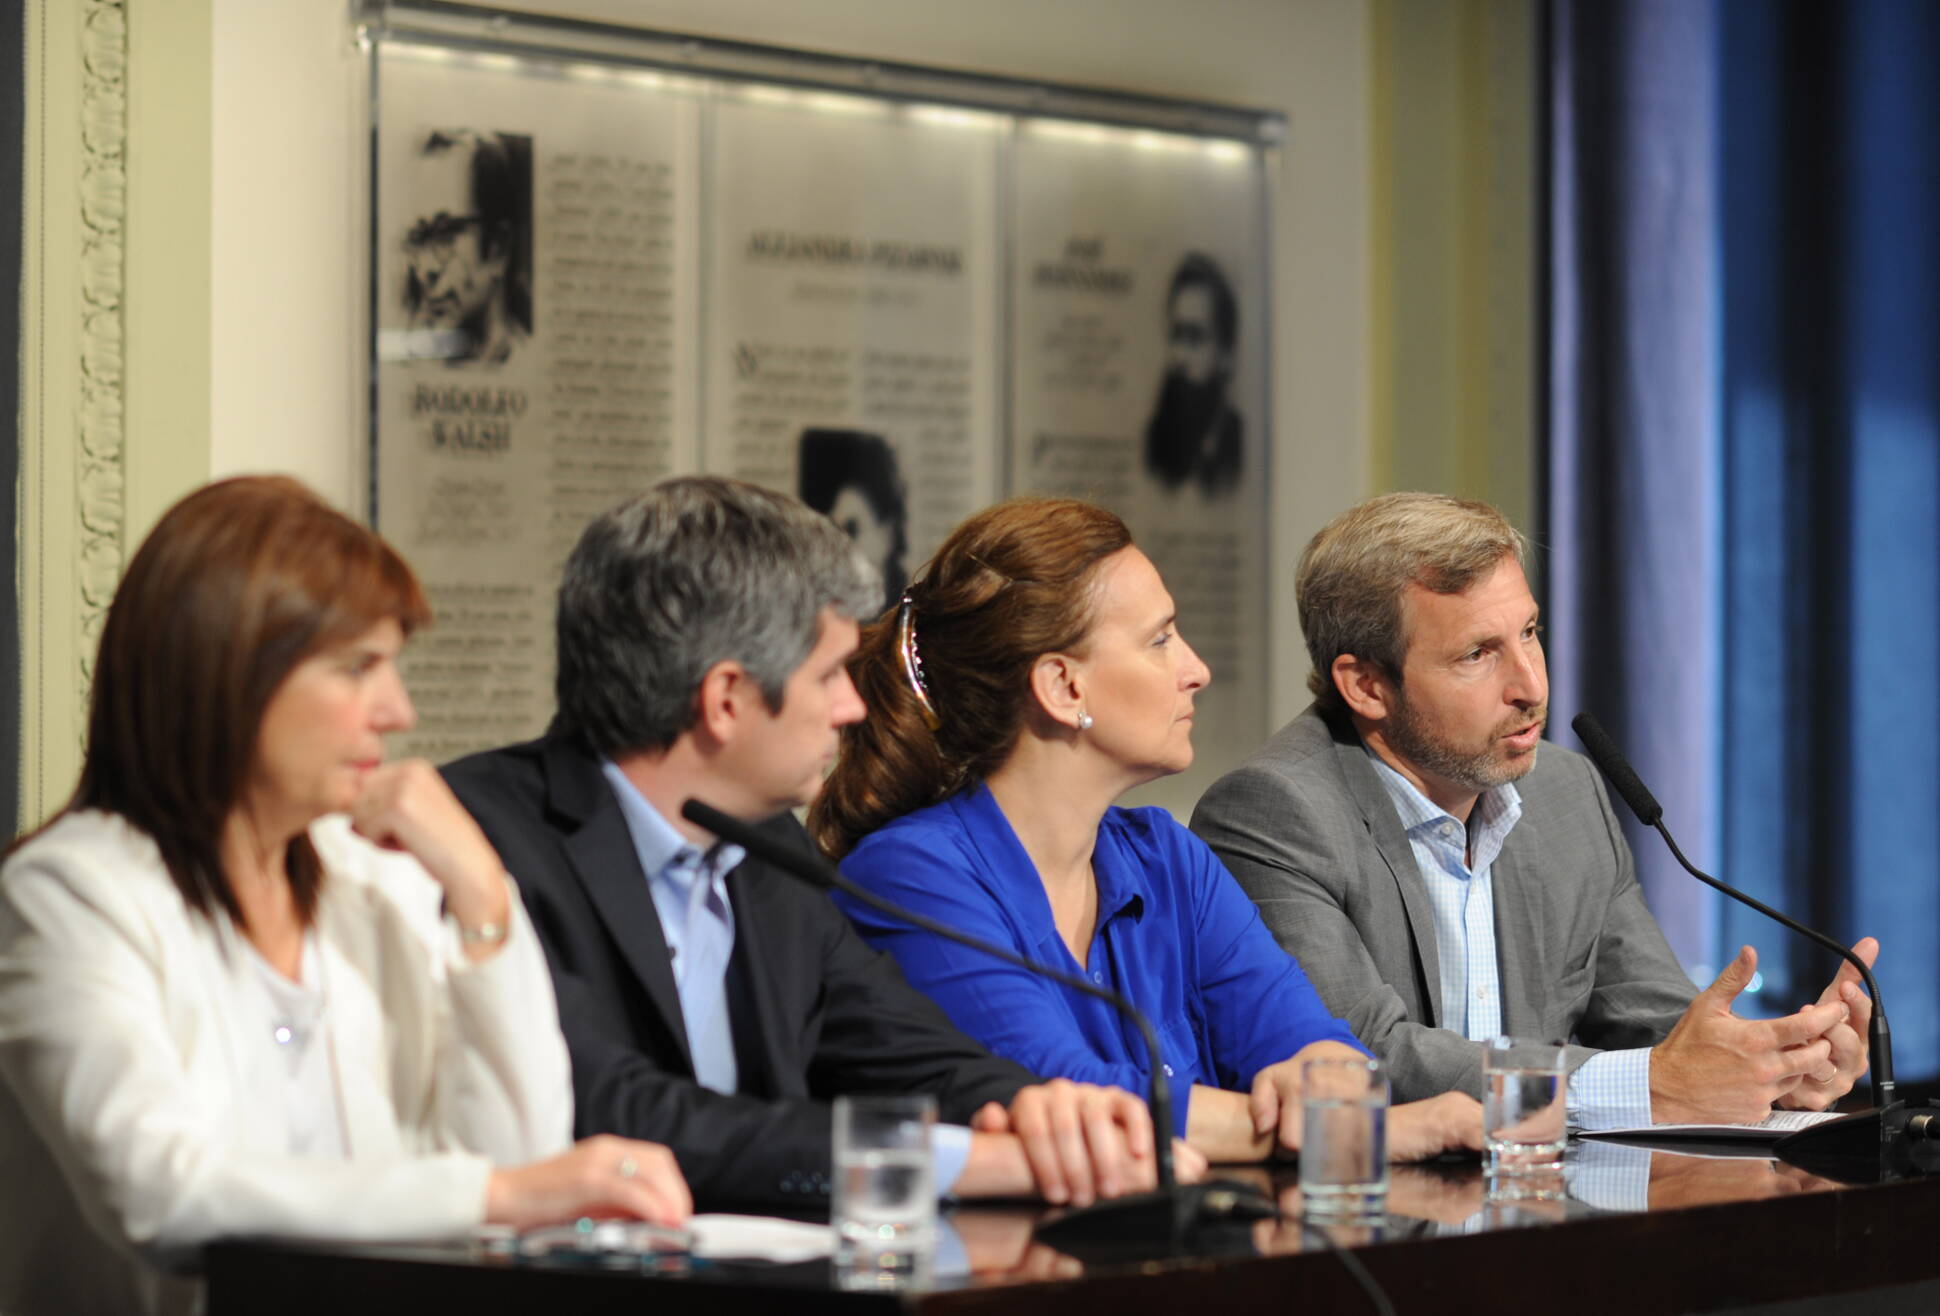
[1247,1041,1485,1161]
[965,1078,1205,1204]
[1649,938,1879,1125]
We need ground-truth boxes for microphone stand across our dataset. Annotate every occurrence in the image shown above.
[680,798,1276,1255]
[1570,715,1940,1179]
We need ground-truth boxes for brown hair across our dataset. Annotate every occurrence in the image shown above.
[60,475,430,927]
[1296,492,1526,715]
[810,497,1132,859]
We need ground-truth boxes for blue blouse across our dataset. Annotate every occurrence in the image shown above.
[835,784,1365,1137]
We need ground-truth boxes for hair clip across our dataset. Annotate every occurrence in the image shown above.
[896,593,941,731]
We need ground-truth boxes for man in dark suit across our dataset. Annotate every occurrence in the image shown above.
[1193,492,1877,1128]
[446,476,1168,1210]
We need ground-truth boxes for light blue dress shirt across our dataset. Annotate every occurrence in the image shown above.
[597,763,971,1190]
[601,761,743,1095]
[1364,749,1653,1130]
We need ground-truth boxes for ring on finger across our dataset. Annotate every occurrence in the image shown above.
[618,1155,639,1180]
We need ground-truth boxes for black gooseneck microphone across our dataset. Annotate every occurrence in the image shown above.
[680,797,1276,1254]
[1570,713,1940,1172]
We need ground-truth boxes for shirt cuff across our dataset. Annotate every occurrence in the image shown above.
[1565,1047,1653,1131]
[931,1123,973,1198]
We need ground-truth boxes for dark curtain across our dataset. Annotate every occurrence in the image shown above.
[1547,0,1720,975]
[1548,0,1940,1074]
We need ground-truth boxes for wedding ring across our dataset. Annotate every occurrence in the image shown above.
[617,1155,639,1180]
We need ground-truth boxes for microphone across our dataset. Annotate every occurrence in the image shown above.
[680,797,1275,1253]
[1567,713,1665,827]
[1570,713,1936,1174]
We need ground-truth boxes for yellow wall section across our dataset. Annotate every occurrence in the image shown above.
[126,0,214,548]
[1370,0,1535,533]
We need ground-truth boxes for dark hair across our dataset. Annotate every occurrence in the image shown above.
[63,475,429,927]
[552,476,880,758]
[810,497,1132,859]
[1168,251,1238,352]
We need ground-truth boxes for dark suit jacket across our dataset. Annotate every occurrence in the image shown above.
[1191,706,1695,1104]
[443,734,1036,1208]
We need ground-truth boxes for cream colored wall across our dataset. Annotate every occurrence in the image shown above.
[207,0,369,506]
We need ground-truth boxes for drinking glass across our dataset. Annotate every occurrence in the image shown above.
[1484,1037,1568,1176]
[832,1094,937,1264]
[1299,1056,1389,1220]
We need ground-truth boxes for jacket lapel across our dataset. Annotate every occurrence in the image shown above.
[316,928,405,1158]
[724,863,796,1097]
[544,736,694,1073]
[1332,724,1446,1026]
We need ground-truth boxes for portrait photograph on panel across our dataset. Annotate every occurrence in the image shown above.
[1142,251,1243,499]
[798,427,910,607]
[400,128,534,366]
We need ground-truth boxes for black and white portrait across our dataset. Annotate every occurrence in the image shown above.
[798,428,909,609]
[401,129,534,366]
[1142,252,1242,498]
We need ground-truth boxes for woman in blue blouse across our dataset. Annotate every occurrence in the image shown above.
[810,498,1480,1162]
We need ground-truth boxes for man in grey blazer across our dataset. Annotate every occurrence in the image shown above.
[1193,493,1877,1127]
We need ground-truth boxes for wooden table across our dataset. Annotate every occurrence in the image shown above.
[204,1141,1940,1315]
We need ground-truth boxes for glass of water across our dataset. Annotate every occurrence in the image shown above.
[1484,1037,1568,1176]
[1299,1055,1389,1220]
[832,1093,937,1264]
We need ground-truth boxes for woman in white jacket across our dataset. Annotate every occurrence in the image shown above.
[0,476,690,1315]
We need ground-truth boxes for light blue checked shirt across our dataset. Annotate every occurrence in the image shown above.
[598,763,972,1191]
[1365,749,1653,1131]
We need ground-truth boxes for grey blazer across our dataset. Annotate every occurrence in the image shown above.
[1190,705,1695,1103]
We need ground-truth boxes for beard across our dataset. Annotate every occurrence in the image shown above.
[1385,692,1547,797]
[1144,369,1228,489]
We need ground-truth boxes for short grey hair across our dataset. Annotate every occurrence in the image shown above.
[554,476,881,756]
[1296,492,1528,715]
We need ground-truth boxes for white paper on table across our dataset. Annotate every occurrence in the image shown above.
[1575,1109,1843,1143]
[685,1213,836,1262]
[501,1214,834,1263]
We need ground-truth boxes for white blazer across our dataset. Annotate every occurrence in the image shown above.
[0,810,574,1316]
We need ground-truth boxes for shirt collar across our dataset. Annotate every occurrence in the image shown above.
[953,782,1146,925]
[598,759,746,885]
[1362,741,1523,849]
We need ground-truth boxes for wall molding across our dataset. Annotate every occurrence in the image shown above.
[17,0,224,828]
[77,0,129,674]
[18,0,130,828]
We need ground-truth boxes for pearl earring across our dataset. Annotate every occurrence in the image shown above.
[1076,710,1094,731]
